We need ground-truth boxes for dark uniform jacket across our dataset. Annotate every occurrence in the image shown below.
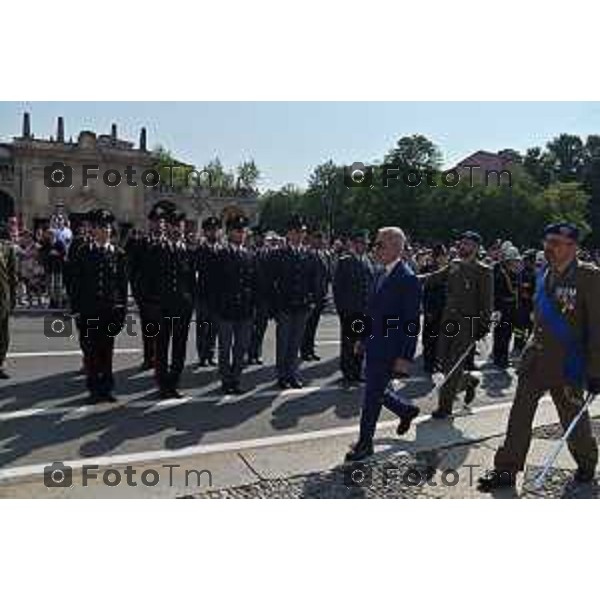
[68,242,128,319]
[138,236,196,312]
[196,241,221,310]
[333,251,376,315]
[265,244,319,314]
[493,262,519,317]
[206,243,258,321]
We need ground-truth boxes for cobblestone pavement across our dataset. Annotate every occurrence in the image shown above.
[184,417,600,499]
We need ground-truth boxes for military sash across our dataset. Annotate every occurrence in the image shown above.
[535,268,585,385]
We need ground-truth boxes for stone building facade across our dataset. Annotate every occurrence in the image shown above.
[0,112,259,231]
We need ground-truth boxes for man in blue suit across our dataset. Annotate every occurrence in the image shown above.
[345,227,422,462]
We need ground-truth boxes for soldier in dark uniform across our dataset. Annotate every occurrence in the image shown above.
[266,215,319,389]
[421,244,448,373]
[479,223,600,491]
[195,216,221,368]
[68,210,128,404]
[207,215,258,394]
[151,209,196,399]
[301,230,332,362]
[65,217,93,374]
[514,249,536,354]
[125,202,173,371]
[332,229,376,387]
[492,245,521,369]
[248,227,271,365]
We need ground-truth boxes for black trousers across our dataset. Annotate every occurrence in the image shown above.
[78,312,123,396]
[248,307,269,360]
[422,317,442,372]
[196,301,218,361]
[338,312,362,380]
[138,303,156,365]
[493,312,513,366]
[154,308,192,391]
[301,298,325,357]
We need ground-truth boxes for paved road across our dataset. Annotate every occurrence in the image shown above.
[0,313,520,475]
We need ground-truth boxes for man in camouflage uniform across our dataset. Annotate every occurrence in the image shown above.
[479,223,600,491]
[421,231,493,417]
[0,223,17,379]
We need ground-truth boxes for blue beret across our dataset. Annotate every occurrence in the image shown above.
[460,230,482,244]
[543,222,579,242]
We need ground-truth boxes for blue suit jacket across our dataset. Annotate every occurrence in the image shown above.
[365,261,421,366]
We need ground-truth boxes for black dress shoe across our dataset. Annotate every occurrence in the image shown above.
[464,378,480,406]
[311,354,321,361]
[288,378,304,389]
[277,379,290,390]
[254,358,264,365]
[396,405,420,435]
[139,361,153,372]
[229,385,245,395]
[477,470,515,492]
[431,408,452,420]
[341,378,354,390]
[159,388,175,400]
[574,467,596,484]
[207,358,217,366]
[0,369,10,380]
[301,354,313,362]
[197,359,207,368]
[84,394,101,405]
[99,394,119,404]
[345,440,374,462]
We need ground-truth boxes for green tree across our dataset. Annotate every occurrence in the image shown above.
[151,146,194,189]
[203,157,235,197]
[383,134,442,171]
[546,134,586,182]
[258,184,303,232]
[236,159,260,193]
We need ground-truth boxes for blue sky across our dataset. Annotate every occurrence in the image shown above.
[2,102,600,190]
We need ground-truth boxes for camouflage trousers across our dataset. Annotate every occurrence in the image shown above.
[494,378,598,474]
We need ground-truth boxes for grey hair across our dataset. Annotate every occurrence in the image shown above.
[377,227,406,251]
